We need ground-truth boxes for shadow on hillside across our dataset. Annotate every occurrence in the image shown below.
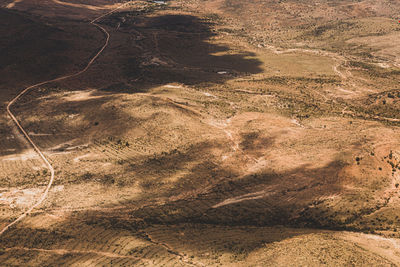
[0,8,102,101]
[0,156,354,263]
[61,13,263,92]
[0,6,363,263]
[0,13,264,168]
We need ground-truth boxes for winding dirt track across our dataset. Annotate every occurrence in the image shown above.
[0,1,129,236]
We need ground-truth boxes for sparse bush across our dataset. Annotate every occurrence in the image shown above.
[82,172,93,181]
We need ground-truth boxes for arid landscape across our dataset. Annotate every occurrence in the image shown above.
[0,0,400,265]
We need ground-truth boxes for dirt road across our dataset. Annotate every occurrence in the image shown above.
[0,1,130,236]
